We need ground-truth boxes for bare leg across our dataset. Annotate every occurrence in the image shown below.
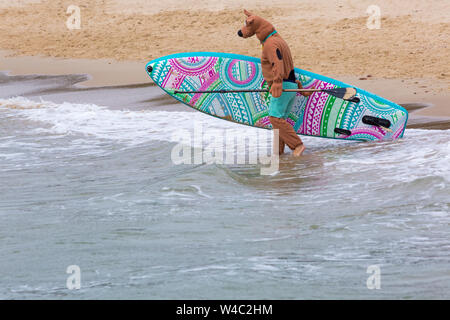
[293,144,306,157]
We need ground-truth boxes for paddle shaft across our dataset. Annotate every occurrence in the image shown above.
[175,88,328,94]
[172,87,360,103]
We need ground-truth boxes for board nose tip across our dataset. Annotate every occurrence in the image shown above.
[147,65,153,73]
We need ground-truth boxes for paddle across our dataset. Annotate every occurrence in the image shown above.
[170,87,360,103]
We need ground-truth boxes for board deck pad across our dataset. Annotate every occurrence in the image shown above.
[146,52,408,141]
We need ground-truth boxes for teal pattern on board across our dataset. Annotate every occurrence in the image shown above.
[146,52,408,141]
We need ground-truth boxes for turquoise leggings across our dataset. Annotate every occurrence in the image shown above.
[268,81,298,119]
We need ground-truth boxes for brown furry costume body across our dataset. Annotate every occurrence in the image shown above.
[238,10,308,156]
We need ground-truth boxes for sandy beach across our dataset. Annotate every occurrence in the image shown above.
[0,0,448,80]
[0,0,448,119]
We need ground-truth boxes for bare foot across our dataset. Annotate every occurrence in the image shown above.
[293,144,306,157]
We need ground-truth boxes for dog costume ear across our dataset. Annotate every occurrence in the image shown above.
[244,9,253,17]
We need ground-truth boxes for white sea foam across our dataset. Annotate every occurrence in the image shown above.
[1,97,449,299]
[0,97,345,145]
[0,96,350,153]
[325,129,450,182]
[0,97,262,146]
[1,97,449,179]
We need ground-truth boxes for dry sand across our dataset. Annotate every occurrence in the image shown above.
[0,0,448,81]
[0,0,448,116]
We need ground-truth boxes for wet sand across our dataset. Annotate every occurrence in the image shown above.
[0,50,150,87]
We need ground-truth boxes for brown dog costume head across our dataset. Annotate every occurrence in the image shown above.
[237,9,275,42]
[237,10,309,98]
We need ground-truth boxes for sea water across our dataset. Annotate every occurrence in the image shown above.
[0,75,449,299]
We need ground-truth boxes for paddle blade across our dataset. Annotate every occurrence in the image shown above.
[348,96,361,103]
[342,87,357,100]
[323,87,357,101]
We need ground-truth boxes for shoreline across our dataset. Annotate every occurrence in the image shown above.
[0,0,448,123]
[0,50,150,87]
[1,51,448,122]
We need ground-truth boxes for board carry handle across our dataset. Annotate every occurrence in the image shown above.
[334,128,352,136]
[362,116,393,132]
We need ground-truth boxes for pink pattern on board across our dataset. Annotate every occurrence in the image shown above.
[190,72,220,106]
[227,60,257,85]
[161,68,173,88]
[300,81,335,135]
[255,116,272,128]
[171,75,186,89]
[286,118,295,127]
[161,68,186,90]
[303,79,321,89]
[371,124,387,137]
[170,57,218,77]
[393,124,405,140]
[348,128,385,140]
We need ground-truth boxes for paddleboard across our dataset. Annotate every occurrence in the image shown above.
[146,52,408,141]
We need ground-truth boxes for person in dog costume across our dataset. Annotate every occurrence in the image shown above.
[238,9,310,156]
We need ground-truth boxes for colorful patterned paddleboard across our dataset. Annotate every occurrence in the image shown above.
[146,52,408,141]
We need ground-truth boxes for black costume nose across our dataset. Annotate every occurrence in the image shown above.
[237,30,243,37]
